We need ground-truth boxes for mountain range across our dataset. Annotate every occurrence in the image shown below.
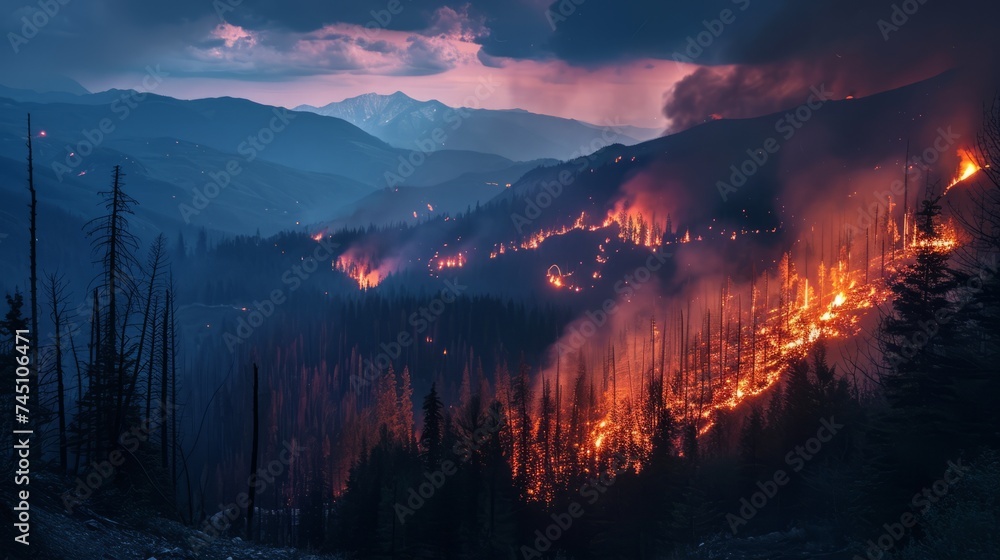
[296,91,661,162]
[0,72,976,299]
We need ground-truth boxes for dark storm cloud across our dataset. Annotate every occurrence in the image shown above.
[4,0,996,115]
[100,0,441,33]
[396,35,460,75]
[67,0,994,69]
[2,1,210,82]
[543,0,761,64]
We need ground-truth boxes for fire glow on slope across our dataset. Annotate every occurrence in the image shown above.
[429,251,466,274]
[490,209,665,260]
[547,264,582,292]
[945,148,983,192]
[324,151,968,503]
[335,252,392,289]
[511,207,962,502]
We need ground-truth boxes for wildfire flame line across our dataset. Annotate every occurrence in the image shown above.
[945,149,982,193]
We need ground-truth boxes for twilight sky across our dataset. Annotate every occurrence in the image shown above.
[2,0,995,128]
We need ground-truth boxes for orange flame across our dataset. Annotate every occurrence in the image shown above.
[336,253,390,289]
[430,252,466,271]
[946,149,981,192]
[547,264,581,292]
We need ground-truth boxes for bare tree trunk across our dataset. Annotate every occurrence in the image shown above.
[170,283,178,491]
[146,295,158,423]
[751,266,757,388]
[48,275,67,471]
[26,115,39,398]
[123,235,166,417]
[161,289,170,468]
[90,288,100,460]
[736,294,742,391]
[69,317,84,473]
[247,363,260,540]
[109,166,122,444]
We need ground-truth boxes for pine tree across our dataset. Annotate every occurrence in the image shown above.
[739,405,765,484]
[876,192,964,495]
[883,194,959,369]
[881,194,960,438]
[421,383,444,468]
[375,367,400,440]
[536,377,554,495]
[398,366,415,448]
[510,363,532,488]
[782,358,815,445]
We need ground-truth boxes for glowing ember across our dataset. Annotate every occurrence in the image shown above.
[430,252,466,271]
[547,264,581,292]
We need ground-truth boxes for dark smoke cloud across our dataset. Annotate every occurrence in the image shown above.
[661,0,1000,131]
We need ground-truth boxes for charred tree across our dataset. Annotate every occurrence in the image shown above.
[46,274,69,472]
[84,165,140,447]
[161,289,170,468]
[122,234,166,420]
[246,363,260,540]
[26,115,38,388]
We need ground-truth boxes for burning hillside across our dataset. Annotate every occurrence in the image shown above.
[325,140,975,503]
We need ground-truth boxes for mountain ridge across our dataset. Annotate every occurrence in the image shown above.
[296,91,661,161]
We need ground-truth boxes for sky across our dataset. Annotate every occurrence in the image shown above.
[2,0,995,128]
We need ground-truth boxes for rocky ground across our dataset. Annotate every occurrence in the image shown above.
[1,472,340,560]
[677,527,854,560]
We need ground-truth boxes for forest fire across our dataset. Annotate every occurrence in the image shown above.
[546,264,582,292]
[489,209,665,261]
[604,207,664,248]
[946,148,982,192]
[319,149,968,503]
[17,3,1000,556]
[511,200,964,500]
[335,253,388,289]
[429,252,466,271]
